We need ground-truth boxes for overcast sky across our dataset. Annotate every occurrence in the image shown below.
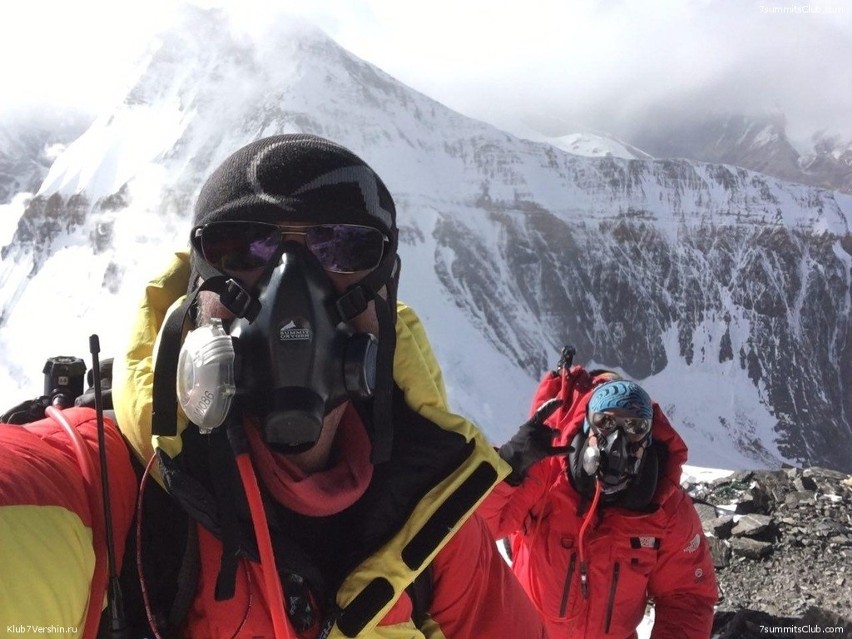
[1,0,851,145]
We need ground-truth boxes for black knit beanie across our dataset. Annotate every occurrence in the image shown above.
[193,134,396,235]
[181,134,400,463]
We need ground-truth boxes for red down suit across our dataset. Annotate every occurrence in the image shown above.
[0,408,137,637]
[480,366,718,639]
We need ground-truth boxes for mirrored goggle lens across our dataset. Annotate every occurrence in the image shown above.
[589,412,651,436]
[305,224,385,273]
[193,222,386,274]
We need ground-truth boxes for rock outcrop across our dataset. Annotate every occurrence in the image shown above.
[684,467,852,635]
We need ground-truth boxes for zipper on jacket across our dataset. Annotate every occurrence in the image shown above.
[604,562,620,634]
[559,554,577,617]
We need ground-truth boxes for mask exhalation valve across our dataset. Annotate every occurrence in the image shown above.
[177,318,236,433]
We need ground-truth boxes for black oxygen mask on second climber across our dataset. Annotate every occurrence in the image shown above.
[580,427,649,496]
[229,242,378,452]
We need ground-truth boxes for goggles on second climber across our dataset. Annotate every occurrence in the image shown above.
[588,411,652,437]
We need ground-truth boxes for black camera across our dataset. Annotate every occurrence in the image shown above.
[43,356,87,408]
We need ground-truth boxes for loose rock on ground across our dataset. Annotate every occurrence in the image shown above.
[682,467,852,636]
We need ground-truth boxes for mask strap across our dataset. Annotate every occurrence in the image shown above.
[371,255,401,464]
[190,250,272,320]
[369,289,397,464]
[333,253,401,465]
[334,238,398,321]
[190,250,221,287]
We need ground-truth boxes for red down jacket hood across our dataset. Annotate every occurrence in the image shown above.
[530,364,689,504]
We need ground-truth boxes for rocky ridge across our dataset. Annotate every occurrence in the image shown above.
[622,112,852,195]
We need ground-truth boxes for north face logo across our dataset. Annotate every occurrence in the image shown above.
[683,533,701,554]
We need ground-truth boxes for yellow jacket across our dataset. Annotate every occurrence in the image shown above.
[112,252,538,639]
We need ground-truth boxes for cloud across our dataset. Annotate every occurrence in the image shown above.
[323,0,852,141]
[0,0,178,116]
[2,0,851,142]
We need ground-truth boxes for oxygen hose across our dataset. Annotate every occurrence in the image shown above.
[235,447,296,639]
[577,479,602,599]
[45,406,108,639]
[137,454,165,639]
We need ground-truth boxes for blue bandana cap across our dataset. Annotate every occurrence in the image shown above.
[584,380,653,433]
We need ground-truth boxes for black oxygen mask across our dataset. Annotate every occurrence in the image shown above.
[229,242,378,452]
[581,428,647,495]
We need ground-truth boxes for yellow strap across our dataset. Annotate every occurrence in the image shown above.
[326,620,427,639]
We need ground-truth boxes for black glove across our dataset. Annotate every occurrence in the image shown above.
[74,357,114,410]
[498,398,573,486]
[1,396,50,425]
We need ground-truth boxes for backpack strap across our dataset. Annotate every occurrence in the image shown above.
[112,452,195,636]
[167,520,200,631]
[406,562,433,629]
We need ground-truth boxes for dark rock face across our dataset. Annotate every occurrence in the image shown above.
[434,174,852,470]
[0,193,89,267]
[684,467,852,633]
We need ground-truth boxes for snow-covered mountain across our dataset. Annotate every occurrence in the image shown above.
[623,112,852,195]
[0,106,91,204]
[0,5,850,472]
[800,132,852,194]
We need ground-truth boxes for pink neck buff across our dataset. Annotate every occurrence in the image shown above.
[244,405,374,516]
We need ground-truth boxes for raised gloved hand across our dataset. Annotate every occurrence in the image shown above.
[498,398,573,486]
[74,357,114,410]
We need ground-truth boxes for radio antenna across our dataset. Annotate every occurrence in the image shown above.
[90,335,129,638]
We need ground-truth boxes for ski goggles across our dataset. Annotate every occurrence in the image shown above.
[192,221,388,274]
[589,411,652,437]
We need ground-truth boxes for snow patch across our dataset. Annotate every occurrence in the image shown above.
[548,131,654,161]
